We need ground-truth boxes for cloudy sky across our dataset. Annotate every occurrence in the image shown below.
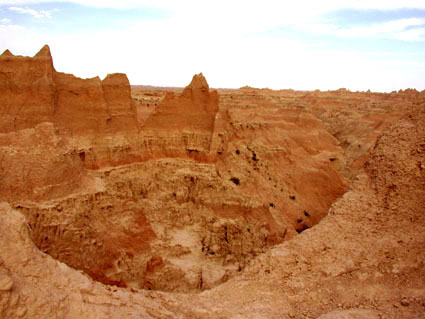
[1,0,424,91]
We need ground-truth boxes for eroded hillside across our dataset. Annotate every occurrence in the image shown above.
[0,46,424,318]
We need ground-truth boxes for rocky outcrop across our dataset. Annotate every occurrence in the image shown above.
[0,102,424,317]
[0,46,350,291]
[365,104,425,213]
[0,123,85,201]
[102,73,138,131]
[141,73,219,160]
[0,46,140,200]
[0,45,137,134]
[0,45,56,133]
[54,73,110,133]
[145,73,218,131]
[2,44,423,317]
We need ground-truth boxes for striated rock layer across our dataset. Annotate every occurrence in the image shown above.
[141,73,220,161]
[0,104,424,318]
[0,46,350,292]
[0,45,137,134]
[1,45,424,318]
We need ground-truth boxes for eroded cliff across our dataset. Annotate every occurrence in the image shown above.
[0,45,424,318]
[0,46,350,291]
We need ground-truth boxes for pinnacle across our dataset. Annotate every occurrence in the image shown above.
[34,45,52,58]
[187,73,209,90]
[1,49,14,57]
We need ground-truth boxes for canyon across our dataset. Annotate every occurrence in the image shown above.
[0,46,424,318]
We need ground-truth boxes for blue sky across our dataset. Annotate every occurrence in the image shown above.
[1,0,425,92]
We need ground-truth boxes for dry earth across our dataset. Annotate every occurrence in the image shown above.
[0,46,424,318]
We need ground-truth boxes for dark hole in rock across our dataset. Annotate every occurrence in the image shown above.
[304,211,310,217]
[296,224,310,234]
[230,177,240,185]
[289,195,296,200]
[79,151,86,162]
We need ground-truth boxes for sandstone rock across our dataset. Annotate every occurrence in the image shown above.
[0,270,13,291]
[0,47,348,291]
[141,73,219,160]
[146,256,164,273]
[0,122,85,201]
[1,45,424,318]
[102,73,138,131]
[0,45,56,133]
[1,49,13,57]
[0,45,138,135]
[53,73,110,133]
[318,309,381,319]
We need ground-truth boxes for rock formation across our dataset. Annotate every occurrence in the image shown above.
[0,45,424,318]
[0,45,137,135]
[141,73,219,160]
[0,123,85,201]
[0,45,56,133]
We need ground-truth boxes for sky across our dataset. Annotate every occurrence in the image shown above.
[0,1,425,92]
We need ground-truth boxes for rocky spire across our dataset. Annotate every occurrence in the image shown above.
[34,45,52,58]
[1,49,13,57]
[182,72,211,101]
[187,73,209,90]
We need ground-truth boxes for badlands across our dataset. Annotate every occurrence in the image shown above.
[0,46,424,318]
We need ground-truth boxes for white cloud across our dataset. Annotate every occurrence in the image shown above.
[8,6,56,19]
[1,0,425,10]
[394,27,425,41]
[1,17,11,23]
[0,24,24,32]
[2,1,425,38]
[0,24,35,51]
[2,1,425,16]
[297,18,425,42]
[338,18,425,40]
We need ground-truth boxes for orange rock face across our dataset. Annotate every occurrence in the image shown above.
[141,73,219,160]
[0,45,137,135]
[0,46,56,133]
[1,45,424,318]
[0,46,349,290]
[102,73,139,131]
[0,123,85,201]
[145,73,218,131]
